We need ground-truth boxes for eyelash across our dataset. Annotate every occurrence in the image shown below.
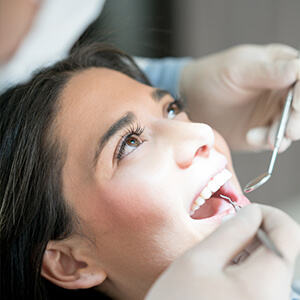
[115,123,145,160]
[115,97,186,161]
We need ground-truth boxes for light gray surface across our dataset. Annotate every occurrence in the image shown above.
[172,0,300,56]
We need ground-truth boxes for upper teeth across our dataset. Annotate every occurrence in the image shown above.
[190,169,232,215]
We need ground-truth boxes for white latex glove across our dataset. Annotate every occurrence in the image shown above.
[180,44,300,152]
[145,204,300,300]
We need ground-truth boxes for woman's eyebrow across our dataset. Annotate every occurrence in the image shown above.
[151,88,172,102]
[93,111,136,166]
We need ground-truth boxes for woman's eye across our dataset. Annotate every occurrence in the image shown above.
[167,102,182,119]
[126,136,141,148]
[116,135,143,160]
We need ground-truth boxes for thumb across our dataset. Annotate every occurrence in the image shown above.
[246,125,292,152]
[192,204,262,269]
[246,127,270,151]
[238,59,299,89]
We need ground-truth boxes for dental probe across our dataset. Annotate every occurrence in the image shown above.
[220,195,282,258]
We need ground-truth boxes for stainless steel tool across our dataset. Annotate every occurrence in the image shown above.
[244,84,295,193]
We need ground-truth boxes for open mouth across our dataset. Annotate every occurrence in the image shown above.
[189,169,243,220]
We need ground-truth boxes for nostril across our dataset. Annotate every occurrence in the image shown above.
[195,145,210,158]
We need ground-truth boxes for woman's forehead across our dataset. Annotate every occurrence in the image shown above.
[58,68,156,129]
[62,67,150,105]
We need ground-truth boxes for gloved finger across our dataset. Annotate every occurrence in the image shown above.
[229,244,293,300]
[193,204,262,270]
[258,204,300,263]
[231,238,260,264]
[246,127,270,151]
[267,118,292,152]
[237,59,299,90]
[246,123,292,152]
[286,110,300,140]
[266,44,299,60]
[235,204,300,284]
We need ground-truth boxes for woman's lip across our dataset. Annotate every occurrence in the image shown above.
[199,194,251,223]
[218,180,249,206]
[236,194,252,207]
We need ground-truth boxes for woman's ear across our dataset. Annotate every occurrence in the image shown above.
[41,238,107,290]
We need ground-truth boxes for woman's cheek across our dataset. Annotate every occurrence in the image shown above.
[100,177,165,227]
[213,129,242,192]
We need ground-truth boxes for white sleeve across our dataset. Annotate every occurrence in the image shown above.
[0,0,106,93]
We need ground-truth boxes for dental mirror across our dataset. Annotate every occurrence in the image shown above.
[244,172,271,193]
[244,84,295,193]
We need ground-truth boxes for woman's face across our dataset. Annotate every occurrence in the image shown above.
[58,68,250,292]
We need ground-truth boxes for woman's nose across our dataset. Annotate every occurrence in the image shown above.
[171,122,215,169]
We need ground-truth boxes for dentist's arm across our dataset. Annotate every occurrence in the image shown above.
[145,204,300,300]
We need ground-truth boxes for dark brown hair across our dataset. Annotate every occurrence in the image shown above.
[0,43,150,300]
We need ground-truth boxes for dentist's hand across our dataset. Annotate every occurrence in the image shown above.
[180,44,300,152]
[145,204,300,300]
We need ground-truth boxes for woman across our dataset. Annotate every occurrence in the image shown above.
[1,43,300,300]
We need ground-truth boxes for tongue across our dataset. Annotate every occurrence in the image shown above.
[191,196,231,220]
